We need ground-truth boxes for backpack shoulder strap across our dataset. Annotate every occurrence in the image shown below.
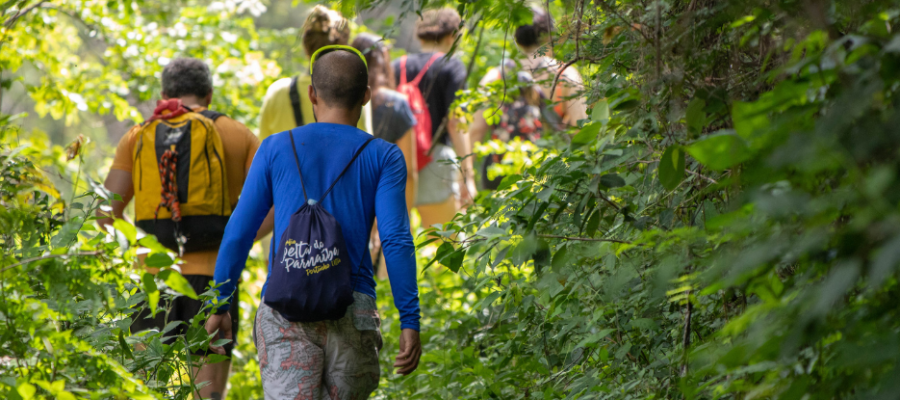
[399,56,408,85]
[198,109,225,121]
[320,137,376,202]
[289,76,304,127]
[288,131,310,203]
[410,53,443,86]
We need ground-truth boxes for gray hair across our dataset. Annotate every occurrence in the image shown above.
[161,58,213,99]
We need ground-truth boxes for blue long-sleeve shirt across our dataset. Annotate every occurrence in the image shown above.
[213,123,420,331]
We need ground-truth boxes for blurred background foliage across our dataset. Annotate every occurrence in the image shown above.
[5,0,900,399]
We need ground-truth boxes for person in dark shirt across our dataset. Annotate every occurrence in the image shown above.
[353,33,418,279]
[392,8,473,230]
[353,33,417,209]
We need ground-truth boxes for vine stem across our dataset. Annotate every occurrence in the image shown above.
[0,251,102,274]
[549,57,582,106]
[537,234,630,244]
[681,292,693,377]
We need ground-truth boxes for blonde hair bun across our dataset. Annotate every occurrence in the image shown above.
[301,5,351,57]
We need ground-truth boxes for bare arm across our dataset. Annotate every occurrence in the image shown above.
[469,109,489,146]
[96,169,134,232]
[395,128,418,211]
[448,116,476,206]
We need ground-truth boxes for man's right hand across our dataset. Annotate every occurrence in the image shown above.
[204,312,233,356]
[393,328,422,375]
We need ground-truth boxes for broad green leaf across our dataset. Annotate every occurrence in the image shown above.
[732,101,768,140]
[163,270,199,299]
[427,242,455,270]
[148,290,160,317]
[112,219,137,244]
[591,98,610,123]
[496,174,521,191]
[476,226,506,240]
[118,331,133,360]
[659,146,685,190]
[17,382,35,400]
[144,252,174,267]
[613,99,640,111]
[585,211,601,237]
[572,122,603,146]
[600,174,626,189]
[444,248,465,273]
[685,131,751,170]
[552,246,570,271]
[685,98,707,135]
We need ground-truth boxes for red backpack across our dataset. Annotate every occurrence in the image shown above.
[398,53,442,171]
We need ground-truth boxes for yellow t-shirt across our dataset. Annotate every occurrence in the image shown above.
[111,106,260,276]
[258,75,372,139]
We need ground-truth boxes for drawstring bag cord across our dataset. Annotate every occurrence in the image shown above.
[155,146,185,255]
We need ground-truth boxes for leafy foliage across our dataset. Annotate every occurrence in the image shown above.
[373,0,900,399]
[7,0,900,398]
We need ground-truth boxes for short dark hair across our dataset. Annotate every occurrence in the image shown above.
[161,58,213,99]
[514,8,554,48]
[416,8,461,41]
[311,50,368,109]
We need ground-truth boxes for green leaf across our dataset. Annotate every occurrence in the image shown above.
[443,248,465,273]
[613,99,640,111]
[496,174,521,191]
[600,174,626,189]
[142,272,158,295]
[732,101,768,140]
[118,331,133,360]
[572,122,603,146]
[552,246,570,271]
[685,131,751,170]
[163,270,199,299]
[585,211,601,237]
[144,252,174,267]
[138,235,170,253]
[17,382,36,400]
[476,226,506,240]
[659,146,686,190]
[685,98,707,135]
[591,99,610,123]
[427,242,455,270]
[162,320,182,334]
[147,290,160,318]
[112,219,137,243]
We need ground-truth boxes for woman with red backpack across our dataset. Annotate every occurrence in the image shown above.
[392,8,473,230]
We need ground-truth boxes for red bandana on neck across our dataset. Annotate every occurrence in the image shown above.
[150,98,189,121]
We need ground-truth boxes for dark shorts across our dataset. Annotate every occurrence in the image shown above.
[130,274,239,358]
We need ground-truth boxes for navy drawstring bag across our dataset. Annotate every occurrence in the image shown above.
[264,133,374,322]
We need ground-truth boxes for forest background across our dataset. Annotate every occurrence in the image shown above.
[4,0,900,399]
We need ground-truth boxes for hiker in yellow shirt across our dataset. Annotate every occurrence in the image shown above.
[258,5,372,139]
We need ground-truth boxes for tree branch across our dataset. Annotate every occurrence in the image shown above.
[3,1,44,28]
[686,168,717,184]
[538,234,630,244]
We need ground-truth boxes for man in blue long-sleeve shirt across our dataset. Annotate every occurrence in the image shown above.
[205,47,421,399]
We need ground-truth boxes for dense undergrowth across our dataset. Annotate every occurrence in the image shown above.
[5,0,900,399]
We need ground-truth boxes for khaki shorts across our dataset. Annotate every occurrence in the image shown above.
[253,292,383,400]
[416,143,460,206]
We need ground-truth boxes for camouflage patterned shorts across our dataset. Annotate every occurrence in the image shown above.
[254,292,383,400]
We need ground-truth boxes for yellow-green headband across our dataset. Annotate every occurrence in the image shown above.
[310,45,368,75]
